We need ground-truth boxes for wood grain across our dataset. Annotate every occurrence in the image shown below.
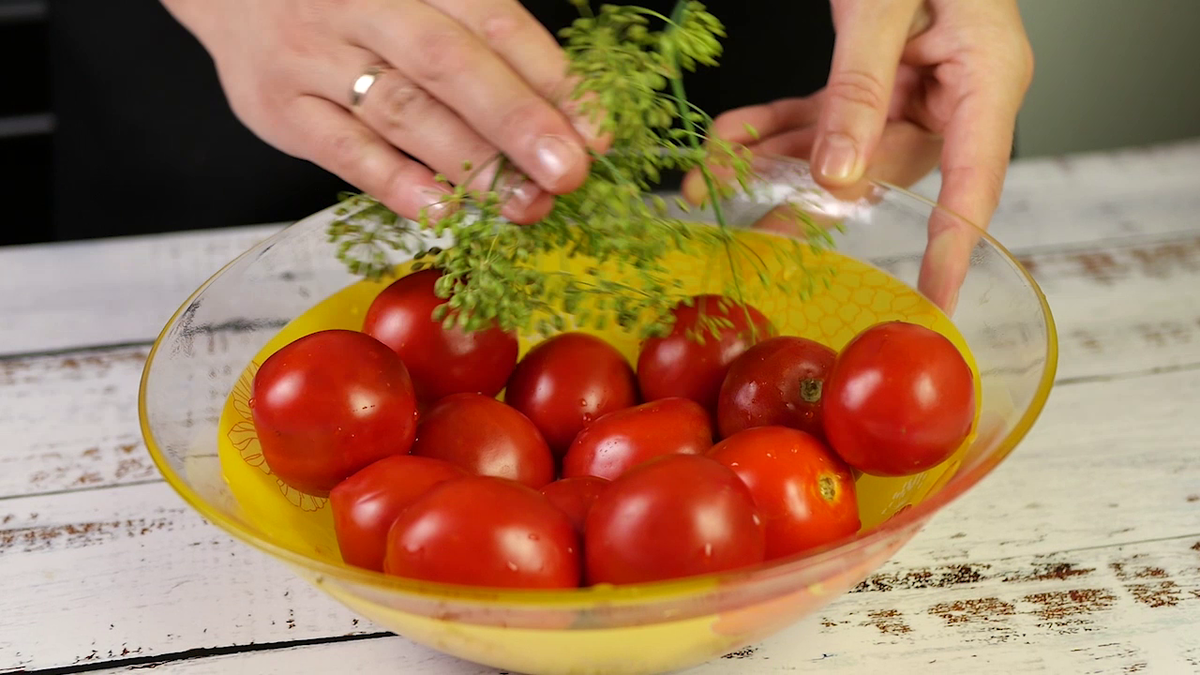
[75,536,1200,675]
[0,224,282,357]
[0,346,154,499]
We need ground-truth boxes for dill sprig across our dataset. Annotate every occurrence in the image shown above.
[326,1,837,340]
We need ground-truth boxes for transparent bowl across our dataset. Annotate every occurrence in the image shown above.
[139,156,1057,675]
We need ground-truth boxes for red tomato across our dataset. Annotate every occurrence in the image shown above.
[823,321,976,476]
[363,268,519,404]
[636,295,772,416]
[251,329,418,497]
[561,397,713,481]
[330,455,467,572]
[584,454,765,585]
[411,393,555,489]
[540,477,610,533]
[504,332,639,457]
[717,336,836,440]
[384,476,581,589]
[708,426,860,560]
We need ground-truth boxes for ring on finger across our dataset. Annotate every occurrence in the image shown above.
[350,64,392,108]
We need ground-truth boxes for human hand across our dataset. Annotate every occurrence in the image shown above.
[161,0,603,225]
[686,0,1034,312]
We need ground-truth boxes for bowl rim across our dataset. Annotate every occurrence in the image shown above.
[138,155,1059,609]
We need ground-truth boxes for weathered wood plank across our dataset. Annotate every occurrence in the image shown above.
[0,482,370,673]
[0,346,154,498]
[2,364,1198,672]
[1,139,1198,357]
[0,224,283,356]
[74,535,1200,675]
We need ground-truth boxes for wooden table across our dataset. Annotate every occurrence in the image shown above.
[3,139,1200,675]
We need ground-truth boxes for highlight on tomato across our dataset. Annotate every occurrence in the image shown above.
[330,455,467,571]
[717,335,836,441]
[584,454,766,585]
[708,426,860,560]
[822,321,976,477]
[636,294,773,417]
[250,329,418,497]
[561,397,714,481]
[411,392,555,490]
[504,331,640,457]
[363,268,519,404]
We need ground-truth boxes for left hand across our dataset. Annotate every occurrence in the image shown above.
[685,0,1034,312]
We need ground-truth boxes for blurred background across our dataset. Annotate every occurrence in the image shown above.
[2,0,1199,247]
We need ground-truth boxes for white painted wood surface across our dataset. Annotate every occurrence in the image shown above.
[2,138,1200,675]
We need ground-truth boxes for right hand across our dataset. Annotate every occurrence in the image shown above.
[161,0,601,224]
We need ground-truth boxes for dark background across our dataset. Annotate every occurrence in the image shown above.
[1,0,835,247]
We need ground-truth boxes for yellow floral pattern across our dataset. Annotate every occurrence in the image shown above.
[222,358,329,513]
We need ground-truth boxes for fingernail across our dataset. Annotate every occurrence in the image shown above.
[535,135,583,184]
[816,133,860,183]
[571,113,602,144]
[420,190,454,222]
[508,180,542,211]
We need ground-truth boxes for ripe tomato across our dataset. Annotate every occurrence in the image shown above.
[363,268,519,404]
[584,454,765,585]
[636,295,772,417]
[708,426,860,560]
[384,476,581,589]
[251,329,418,497]
[330,455,467,571]
[411,393,555,489]
[561,397,713,481]
[504,332,640,457]
[540,476,610,533]
[823,321,976,476]
[716,336,836,440]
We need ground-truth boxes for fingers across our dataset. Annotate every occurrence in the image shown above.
[912,1,1033,313]
[867,120,942,189]
[813,0,924,188]
[918,89,1020,312]
[352,0,591,195]
[289,95,455,223]
[420,0,603,144]
[318,53,551,223]
[682,118,940,206]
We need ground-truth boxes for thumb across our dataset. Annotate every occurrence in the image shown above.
[813,0,924,188]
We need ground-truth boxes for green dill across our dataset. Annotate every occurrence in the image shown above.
[326,1,837,340]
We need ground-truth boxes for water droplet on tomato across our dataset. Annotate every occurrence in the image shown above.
[506,561,519,572]
[704,543,713,557]
[528,533,540,541]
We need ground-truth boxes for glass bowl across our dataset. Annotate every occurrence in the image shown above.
[138,156,1057,675]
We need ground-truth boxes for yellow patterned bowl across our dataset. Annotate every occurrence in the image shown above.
[139,156,1057,675]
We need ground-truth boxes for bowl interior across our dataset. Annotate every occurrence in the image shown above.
[139,156,1057,618]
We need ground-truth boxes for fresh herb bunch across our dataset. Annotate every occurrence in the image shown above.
[327,0,836,340]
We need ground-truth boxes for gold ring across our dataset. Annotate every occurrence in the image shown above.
[350,65,389,108]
